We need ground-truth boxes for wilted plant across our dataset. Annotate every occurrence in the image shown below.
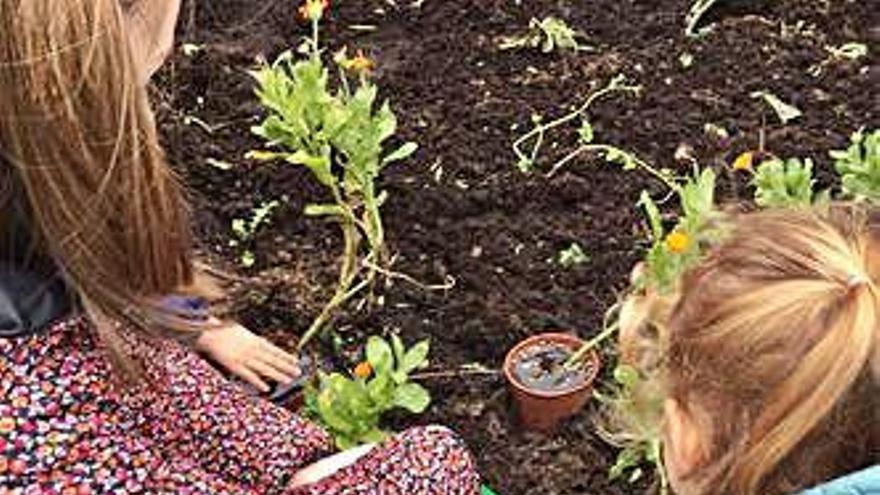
[831,129,880,201]
[499,16,588,53]
[512,76,677,190]
[229,200,280,267]
[304,334,431,449]
[249,0,417,348]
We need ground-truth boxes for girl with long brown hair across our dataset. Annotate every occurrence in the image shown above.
[621,204,880,494]
[0,0,478,493]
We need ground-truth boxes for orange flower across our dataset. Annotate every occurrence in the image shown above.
[348,50,374,76]
[665,231,690,254]
[298,0,330,22]
[353,361,373,379]
[732,151,754,171]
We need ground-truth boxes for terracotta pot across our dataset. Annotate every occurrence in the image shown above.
[503,332,602,431]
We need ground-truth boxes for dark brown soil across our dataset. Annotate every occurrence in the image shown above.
[155,1,879,493]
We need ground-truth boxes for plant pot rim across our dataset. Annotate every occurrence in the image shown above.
[503,332,602,399]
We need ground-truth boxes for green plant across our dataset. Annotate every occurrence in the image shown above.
[229,200,280,267]
[499,16,587,53]
[558,242,589,267]
[640,167,718,293]
[752,157,817,208]
[596,365,667,491]
[305,335,431,449]
[831,129,880,201]
[249,0,417,349]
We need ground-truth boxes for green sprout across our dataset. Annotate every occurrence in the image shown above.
[229,200,280,267]
[499,16,588,53]
[752,157,817,208]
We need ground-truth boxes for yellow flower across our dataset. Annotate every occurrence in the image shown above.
[732,151,754,171]
[353,361,373,379]
[665,231,690,254]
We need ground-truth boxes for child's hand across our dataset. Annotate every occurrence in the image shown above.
[194,321,301,392]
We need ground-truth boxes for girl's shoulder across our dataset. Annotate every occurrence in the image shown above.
[0,264,72,339]
[801,466,880,494]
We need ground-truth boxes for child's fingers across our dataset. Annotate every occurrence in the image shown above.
[259,340,301,375]
[236,366,271,392]
[250,359,296,385]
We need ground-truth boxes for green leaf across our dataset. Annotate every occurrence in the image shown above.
[366,336,394,375]
[391,334,406,366]
[750,91,802,125]
[366,371,394,407]
[304,204,346,217]
[578,121,594,144]
[392,383,431,413]
[638,191,664,242]
[382,142,418,165]
[401,340,430,374]
[613,365,639,390]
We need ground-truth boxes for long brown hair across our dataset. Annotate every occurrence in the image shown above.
[0,0,209,367]
[664,204,880,493]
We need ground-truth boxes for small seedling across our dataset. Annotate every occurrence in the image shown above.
[752,157,817,208]
[229,200,280,267]
[831,129,880,201]
[751,91,802,125]
[499,16,588,53]
[558,242,589,268]
[304,335,431,449]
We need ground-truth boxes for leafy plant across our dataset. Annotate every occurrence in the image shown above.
[752,157,816,208]
[831,129,880,201]
[597,365,667,491]
[249,0,417,348]
[499,16,587,53]
[640,167,718,293]
[558,242,589,268]
[305,335,431,449]
[229,200,280,267]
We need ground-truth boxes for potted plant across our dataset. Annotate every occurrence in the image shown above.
[503,331,602,431]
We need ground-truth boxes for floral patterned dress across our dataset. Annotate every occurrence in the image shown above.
[0,316,480,494]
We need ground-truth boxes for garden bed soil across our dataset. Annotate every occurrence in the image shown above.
[156,1,878,493]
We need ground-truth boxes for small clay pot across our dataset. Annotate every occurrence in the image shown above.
[503,332,601,431]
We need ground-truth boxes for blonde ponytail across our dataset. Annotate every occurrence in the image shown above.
[665,204,880,494]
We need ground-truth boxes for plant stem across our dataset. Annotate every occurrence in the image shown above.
[563,302,622,369]
[298,203,363,350]
[512,75,640,168]
[546,144,679,191]
[563,321,619,369]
